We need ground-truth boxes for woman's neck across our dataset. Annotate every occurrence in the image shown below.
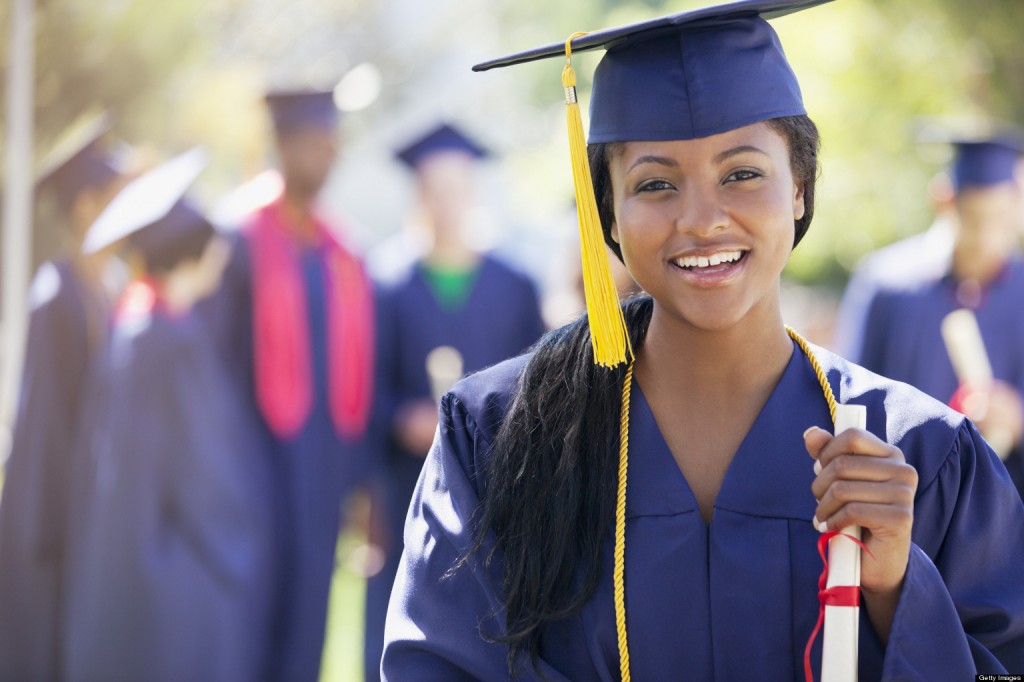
[636,302,793,404]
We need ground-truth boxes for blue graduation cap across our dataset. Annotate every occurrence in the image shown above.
[264,89,340,134]
[83,147,210,262]
[915,118,1024,193]
[128,196,215,274]
[951,138,1023,192]
[395,123,488,170]
[36,113,122,209]
[473,0,833,368]
[474,0,832,143]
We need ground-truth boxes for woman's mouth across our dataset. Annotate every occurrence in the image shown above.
[667,248,749,274]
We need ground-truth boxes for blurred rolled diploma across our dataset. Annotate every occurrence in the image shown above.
[426,346,464,403]
[941,309,1012,458]
[822,404,866,682]
[941,308,993,384]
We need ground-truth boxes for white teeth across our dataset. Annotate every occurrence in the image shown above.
[673,250,744,270]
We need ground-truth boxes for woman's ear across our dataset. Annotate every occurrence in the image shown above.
[610,221,620,244]
[793,182,806,221]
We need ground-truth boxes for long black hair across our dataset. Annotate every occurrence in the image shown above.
[463,115,820,676]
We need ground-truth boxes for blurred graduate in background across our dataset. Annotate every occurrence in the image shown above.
[832,170,956,362]
[62,149,274,682]
[856,130,1024,496]
[195,88,375,681]
[0,115,127,682]
[364,122,545,680]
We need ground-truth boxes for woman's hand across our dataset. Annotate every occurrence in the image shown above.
[804,426,919,642]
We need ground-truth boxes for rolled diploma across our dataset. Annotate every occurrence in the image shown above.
[821,404,867,682]
[426,346,465,403]
[940,309,1014,457]
[941,308,993,385]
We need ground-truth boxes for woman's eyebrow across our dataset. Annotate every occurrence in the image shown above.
[627,155,678,173]
[714,145,768,164]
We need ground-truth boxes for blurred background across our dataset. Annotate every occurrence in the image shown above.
[2,0,1024,679]
[5,0,1024,284]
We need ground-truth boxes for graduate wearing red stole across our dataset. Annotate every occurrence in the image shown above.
[197,90,374,682]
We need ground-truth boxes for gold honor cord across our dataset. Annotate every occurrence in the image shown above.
[612,326,838,680]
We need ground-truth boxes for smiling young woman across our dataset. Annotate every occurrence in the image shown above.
[380,2,1024,680]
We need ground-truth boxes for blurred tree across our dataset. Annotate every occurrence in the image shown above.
[0,0,211,268]
[926,0,1024,121]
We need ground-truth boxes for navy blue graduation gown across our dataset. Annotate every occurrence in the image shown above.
[833,219,953,362]
[0,259,107,682]
[195,234,370,682]
[383,341,1024,680]
[860,259,1024,495]
[365,255,545,680]
[61,302,274,682]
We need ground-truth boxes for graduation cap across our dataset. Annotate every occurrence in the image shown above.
[264,89,340,134]
[395,123,488,170]
[474,0,833,367]
[949,137,1023,192]
[916,119,1024,193]
[83,147,210,266]
[36,112,122,209]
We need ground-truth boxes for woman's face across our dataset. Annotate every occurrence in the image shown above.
[608,122,804,332]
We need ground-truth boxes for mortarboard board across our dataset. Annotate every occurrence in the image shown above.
[36,112,122,209]
[83,147,209,259]
[264,89,340,134]
[395,123,488,170]
[474,0,833,367]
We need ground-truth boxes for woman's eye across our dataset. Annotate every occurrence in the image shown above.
[725,169,762,183]
[636,179,675,192]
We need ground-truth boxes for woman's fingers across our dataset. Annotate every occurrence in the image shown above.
[804,425,919,533]
[807,427,902,468]
[813,479,917,528]
[810,452,918,500]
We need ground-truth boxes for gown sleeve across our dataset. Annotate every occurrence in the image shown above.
[381,391,569,681]
[882,418,1024,678]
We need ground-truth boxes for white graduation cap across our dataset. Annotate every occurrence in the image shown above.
[83,147,208,255]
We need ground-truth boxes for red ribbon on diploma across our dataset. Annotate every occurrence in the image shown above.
[803,530,873,682]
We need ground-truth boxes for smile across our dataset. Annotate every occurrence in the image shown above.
[670,249,747,271]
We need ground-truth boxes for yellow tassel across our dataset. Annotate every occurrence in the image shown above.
[562,34,633,368]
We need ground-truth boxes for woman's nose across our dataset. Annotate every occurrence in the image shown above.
[674,186,728,238]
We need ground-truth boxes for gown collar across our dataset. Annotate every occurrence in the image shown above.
[626,339,834,522]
